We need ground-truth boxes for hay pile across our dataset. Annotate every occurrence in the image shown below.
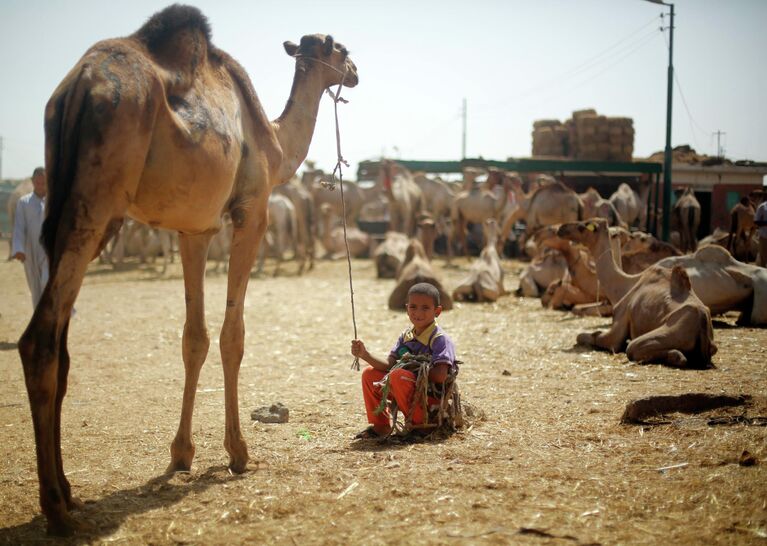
[531,108,634,161]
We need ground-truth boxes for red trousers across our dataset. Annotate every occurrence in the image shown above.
[362,366,437,429]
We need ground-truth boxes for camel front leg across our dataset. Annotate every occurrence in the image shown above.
[219,204,269,473]
[576,309,630,353]
[167,232,213,473]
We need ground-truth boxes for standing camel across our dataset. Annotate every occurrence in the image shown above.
[378,160,424,237]
[450,167,510,256]
[18,5,358,535]
[673,187,701,253]
[727,196,756,261]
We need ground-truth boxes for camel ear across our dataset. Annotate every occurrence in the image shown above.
[323,35,334,56]
[284,41,299,57]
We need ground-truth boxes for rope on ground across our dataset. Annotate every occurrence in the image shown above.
[323,68,360,371]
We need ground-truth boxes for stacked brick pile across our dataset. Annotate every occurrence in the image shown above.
[532,108,634,161]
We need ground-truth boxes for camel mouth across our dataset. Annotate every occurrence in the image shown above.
[343,69,359,88]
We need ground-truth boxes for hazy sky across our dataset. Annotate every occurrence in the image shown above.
[1,0,765,180]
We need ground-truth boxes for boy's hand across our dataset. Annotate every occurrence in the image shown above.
[351,339,368,359]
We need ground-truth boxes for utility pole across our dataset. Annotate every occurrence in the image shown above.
[461,98,467,159]
[0,136,4,182]
[713,130,726,158]
[645,0,676,242]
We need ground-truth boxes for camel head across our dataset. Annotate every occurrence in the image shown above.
[284,34,358,89]
[557,218,608,247]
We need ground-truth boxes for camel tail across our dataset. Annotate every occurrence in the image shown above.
[41,67,90,260]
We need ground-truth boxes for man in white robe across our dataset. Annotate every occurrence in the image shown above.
[12,167,49,309]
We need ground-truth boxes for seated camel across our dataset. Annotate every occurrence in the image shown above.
[559,218,767,326]
[576,263,717,368]
[620,231,681,274]
[319,203,370,259]
[452,218,506,302]
[373,231,409,279]
[517,246,568,297]
[388,239,453,311]
[538,236,608,313]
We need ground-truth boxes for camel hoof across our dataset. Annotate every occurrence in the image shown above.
[47,512,93,537]
[67,496,85,511]
[229,457,249,474]
[166,459,192,475]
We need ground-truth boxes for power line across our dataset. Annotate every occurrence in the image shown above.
[473,15,663,115]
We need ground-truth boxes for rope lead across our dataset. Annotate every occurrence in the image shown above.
[325,70,360,371]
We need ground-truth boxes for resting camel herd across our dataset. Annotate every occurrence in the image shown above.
[9,4,767,536]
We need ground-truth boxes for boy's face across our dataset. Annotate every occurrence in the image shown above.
[406,292,442,332]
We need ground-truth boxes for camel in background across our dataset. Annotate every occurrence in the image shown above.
[100,219,177,273]
[579,187,625,227]
[450,168,511,256]
[673,187,701,253]
[256,193,298,276]
[389,239,453,311]
[373,231,409,278]
[378,160,423,237]
[274,178,316,273]
[517,247,568,297]
[413,172,455,251]
[452,218,506,302]
[727,196,756,262]
[302,168,378,229]
[19,5,358,533]
[318,203,369,259]
[500,179,583,242]
[609,182,650,230]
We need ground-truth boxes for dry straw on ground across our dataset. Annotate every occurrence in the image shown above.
[0,256,765,545]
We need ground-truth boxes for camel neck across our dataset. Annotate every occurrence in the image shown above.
[592,233,638,304]
[272,64,326,184]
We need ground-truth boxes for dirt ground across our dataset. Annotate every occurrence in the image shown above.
[0,254,765,545]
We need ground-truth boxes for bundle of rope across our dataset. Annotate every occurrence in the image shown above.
[373,354,464,437]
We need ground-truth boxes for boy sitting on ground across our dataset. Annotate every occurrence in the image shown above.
[350,282,458,438]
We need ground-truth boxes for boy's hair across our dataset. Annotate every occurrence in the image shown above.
[32,167,45,177]
[407,282,440,307]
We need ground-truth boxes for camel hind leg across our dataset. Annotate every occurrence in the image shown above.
[21,64,155,534]
[20,201,133,534]
[626,326,690,368]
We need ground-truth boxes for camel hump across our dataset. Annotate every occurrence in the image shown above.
[670,265,692,294]
[133,5,213,61]
[694,244,732,264]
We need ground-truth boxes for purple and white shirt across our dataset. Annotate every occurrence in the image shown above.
[389,321,458,373]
